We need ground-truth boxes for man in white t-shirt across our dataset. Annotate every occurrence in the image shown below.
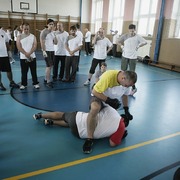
[53,22,69,81]
[84,28,92,56]
[63,25,82,82]
[84,28,113,86]
[33,105,128,150]
[16,22,40,90]
[0,29,19,91]
[40,19,56,88]
[118,24,147,95]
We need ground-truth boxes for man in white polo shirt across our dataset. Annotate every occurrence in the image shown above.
[118,24,147,95]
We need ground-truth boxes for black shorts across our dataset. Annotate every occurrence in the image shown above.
[89,58,105,74]
[45,51,54,67]
[0,57,12,72]
[63,112,80,138]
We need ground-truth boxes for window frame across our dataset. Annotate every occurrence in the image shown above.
[108,0,125,35]
[91,0,103,34]
[133,0,158,36]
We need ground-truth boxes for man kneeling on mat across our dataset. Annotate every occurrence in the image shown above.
[33,106,129,153]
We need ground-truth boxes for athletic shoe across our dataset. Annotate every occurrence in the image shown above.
[130,87,137,95]
[33,112,42,120]
[20,85,27,90]
[9,81,20,88]
[83,139,93,154]
[0,83,6,91]
[10,59,16,64]
[34,84,40,89]
[46,82,53,88]
[44,119,53,125]
[84,80,90,86]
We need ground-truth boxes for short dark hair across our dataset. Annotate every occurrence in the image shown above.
[70,25,77,31]
[47,19,54,25]
[101,62,107,67]
[129,24,136,30]
[124,71,137,84]
[76,23,80,29]
[22,22,29,26]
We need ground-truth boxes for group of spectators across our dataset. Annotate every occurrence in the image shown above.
[0,20,88,90]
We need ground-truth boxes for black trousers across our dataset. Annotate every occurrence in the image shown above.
[65,56,79,81]
[89,58,105,74]
[112,44,117,57]
[53,55,66,80]
[85,42,91,55]
[20,59,38,86]
[14,41,18,55]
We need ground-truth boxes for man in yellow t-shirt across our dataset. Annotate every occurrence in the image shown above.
[83,70,137,154]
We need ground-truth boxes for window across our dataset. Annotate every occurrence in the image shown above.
[91,0,103,33]
[134,0,158,36]
[172,0,180,37]
[108,0,125,34]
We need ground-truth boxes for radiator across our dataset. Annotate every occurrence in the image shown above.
[137,40,152,58]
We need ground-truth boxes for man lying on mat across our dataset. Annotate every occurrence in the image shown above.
[33,105,129,153]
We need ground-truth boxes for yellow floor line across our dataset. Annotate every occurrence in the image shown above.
[4,132,180,180]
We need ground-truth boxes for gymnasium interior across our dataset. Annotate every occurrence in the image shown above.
[0,0,180,179]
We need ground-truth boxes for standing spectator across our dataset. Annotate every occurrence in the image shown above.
[63,25,82,82]
[110,30,119,57]
[13,25,19,55]
[40,19,56,88]
[6,27,15,64]
[84,27,113,86]
[84,28,92,56]
[75,24,83,71]
[0,28,19,91]
[16,22,40,90]
[118,24,147,95]
[53,22,69,81]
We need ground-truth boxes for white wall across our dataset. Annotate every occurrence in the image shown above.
[38,0,80,17]
[0,0,11,11]
[0,0,90,22]
[0,0,81,17]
